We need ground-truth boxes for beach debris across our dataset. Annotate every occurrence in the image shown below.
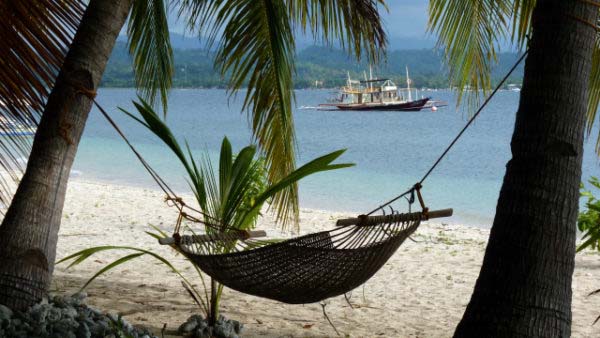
[178,314,243,338]
[0,292,158,338]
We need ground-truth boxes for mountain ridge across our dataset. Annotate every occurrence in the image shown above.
[102,42,524,89]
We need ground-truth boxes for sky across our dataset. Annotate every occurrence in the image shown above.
[381,1,431,39]
[165,1,435,51]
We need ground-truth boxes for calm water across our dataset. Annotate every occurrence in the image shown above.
[73,88,600,227]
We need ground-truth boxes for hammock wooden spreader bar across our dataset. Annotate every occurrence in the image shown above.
[335,208,453,226]
[158,230,267,245]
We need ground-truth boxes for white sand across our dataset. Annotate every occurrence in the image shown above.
[50,180,600,337]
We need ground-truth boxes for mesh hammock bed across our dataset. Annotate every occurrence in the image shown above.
[159,206,452,304]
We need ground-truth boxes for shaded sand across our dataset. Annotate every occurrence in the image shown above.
[51,180,600,337]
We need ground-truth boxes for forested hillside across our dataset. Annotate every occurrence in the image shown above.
[101,42,523,89]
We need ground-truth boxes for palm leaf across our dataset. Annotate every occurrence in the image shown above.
[238,149,353,227]
[127,0,174,113]
[177,0,386,229]
[79,253,145,290]
[120,100,193,176]
[428,0,511,110]
[510,0,536,48]
[58,246,201,301]
[587,28,600,155]
[0,0,84,211]
[286,0,387,62]
[215,0,298,229]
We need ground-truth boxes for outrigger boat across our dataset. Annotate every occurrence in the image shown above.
[320,67,438,111]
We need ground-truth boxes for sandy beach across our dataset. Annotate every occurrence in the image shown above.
[51,180,600,337]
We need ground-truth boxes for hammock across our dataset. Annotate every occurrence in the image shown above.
[158,208,452,304]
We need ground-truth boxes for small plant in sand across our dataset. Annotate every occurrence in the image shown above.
[576,176,600,324]
[60,99,352,336]
[578,176,600,252]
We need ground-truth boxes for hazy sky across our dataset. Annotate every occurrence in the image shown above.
[382,1,430,38]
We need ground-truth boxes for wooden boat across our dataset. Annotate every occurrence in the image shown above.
[320,67,432,111]
[331,97,430,111]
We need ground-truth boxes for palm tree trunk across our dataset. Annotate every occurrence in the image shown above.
[454,0,597,336]
[0,0,133,311]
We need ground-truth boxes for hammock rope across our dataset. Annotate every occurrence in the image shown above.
[78,48,528,304]
[367,49,529,216]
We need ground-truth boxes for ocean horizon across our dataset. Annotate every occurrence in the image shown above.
[71,88,600,227]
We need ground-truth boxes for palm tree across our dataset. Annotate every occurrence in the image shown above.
[0,0,386,310]
[428,0,599,335]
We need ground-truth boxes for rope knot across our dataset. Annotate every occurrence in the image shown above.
[76,87,97,100]
[165,196,186,207]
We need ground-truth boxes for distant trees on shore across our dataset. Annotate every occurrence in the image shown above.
[101,43,524,89]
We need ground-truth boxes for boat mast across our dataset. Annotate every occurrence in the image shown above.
[347,71,352,90]
[369,65,373,90]
[406,66,412,101]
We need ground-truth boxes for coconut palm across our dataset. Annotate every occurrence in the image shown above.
[428,0,599,336]
[0,0,386,310]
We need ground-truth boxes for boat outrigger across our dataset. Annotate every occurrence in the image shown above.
[320,67,439,111]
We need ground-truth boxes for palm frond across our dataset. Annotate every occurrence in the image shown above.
[127,0,174,114]
[0,0,84,210]
[177,0,386,230]
[587,24,600,155]
[428,0,511,110]
[179,0,298,228]
[238,149,354,227]
[510,0,536,49]
[286,0,388,62]
[58,243,210,314]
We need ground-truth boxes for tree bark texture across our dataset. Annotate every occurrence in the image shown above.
[0,0,133,310]
[454,0,597,337]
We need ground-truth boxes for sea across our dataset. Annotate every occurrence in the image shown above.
[72,88,600,227]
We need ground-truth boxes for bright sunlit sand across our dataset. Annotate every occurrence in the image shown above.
[51,180,600,337]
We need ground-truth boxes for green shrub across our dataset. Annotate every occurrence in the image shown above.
[578,177,600,252]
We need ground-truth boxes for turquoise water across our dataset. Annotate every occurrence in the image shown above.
[73,88,600,227]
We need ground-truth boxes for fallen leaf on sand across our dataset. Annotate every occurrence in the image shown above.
[303,324,314,329]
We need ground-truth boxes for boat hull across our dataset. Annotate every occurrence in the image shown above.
[334,97,430,111]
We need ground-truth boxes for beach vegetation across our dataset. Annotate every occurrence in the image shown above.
[578,177,600,252]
